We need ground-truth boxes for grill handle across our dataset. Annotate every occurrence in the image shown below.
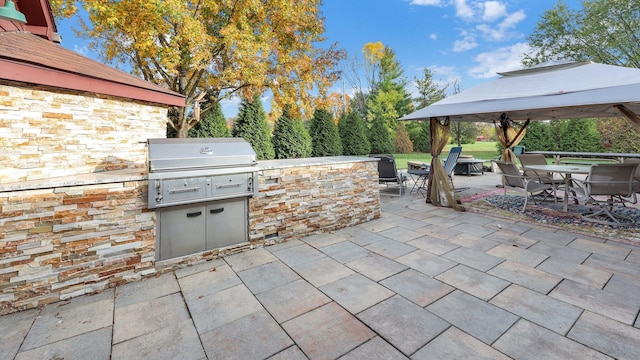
[186,211,202,218]
[216,183,242,189]
[209,208,224,214]
[169,187,200,194]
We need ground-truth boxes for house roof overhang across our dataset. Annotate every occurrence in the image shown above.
[0,31,185,107]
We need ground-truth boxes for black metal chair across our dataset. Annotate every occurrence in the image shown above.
[371,155,407,196]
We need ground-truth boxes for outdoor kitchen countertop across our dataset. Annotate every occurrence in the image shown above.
[0,168,148,192]
[258,156,375,170]
[1,157,376,192]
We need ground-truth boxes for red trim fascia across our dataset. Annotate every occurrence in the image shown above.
[1,59,185,107]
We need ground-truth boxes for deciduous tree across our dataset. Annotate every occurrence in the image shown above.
[394,122,413,153]
[51,0,345,137]
[525,0,640,68]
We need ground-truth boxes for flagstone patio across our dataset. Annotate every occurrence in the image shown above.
[2,172,639,359]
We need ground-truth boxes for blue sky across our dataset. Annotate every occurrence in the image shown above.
[56,0,580,117]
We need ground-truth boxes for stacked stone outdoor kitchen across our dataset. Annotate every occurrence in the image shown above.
[0,85,381,315]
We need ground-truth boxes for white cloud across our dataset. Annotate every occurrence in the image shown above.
[409,0,442,5]
[453,32,477,52]
[430,33,438,40]
[477,9,525,41]
[482,1,507,22]
[469,42,531,79]
[501,9,526,29]
[454,0,475,20]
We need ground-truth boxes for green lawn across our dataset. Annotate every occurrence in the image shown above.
[392,142,500,169]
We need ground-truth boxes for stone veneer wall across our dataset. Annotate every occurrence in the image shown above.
[249,158,381,242]
[0,82,168,183]
[0,158,380,314]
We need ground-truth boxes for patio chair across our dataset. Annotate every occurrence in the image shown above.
[407,147,462,195]
[517,153,565,196]
[494,161,557,212]
[371,154,407,196]
[566,163,638,226]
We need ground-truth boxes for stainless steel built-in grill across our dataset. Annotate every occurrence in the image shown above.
[147,138,258,260]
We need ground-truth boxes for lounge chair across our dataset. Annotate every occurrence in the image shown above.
[371,154,407,196]
[494,161,557,212]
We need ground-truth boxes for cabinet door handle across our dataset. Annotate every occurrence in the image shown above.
[209,208,224,214]
[186,211,202,218]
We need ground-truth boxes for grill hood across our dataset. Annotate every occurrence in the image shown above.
[148,138,257,173]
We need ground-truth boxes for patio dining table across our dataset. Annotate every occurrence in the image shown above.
[524,164,591,211]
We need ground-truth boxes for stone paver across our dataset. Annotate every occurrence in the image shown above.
[550,279,640,326]
[282,302,375,360]
[413,326,511,360]
[292,256,355,287]
[358,295,449,356]
[345,252,407,281]
[536,258,612,289]
[301,232,346,248]
[435,265,510,300]
[364,237,417,259]
[256,279,331,323]
[442,246,504,271]
[113,292,190,344]
[237,260,301,294]
[200,309,293,360]
[271,243,326,267]
[487,260,562,294]
[489,284,582,335]
[177,264,242,301]
[406,236,459,255]
[115,273,180,308]
[21,290,114,351]
[568,311,640,360]
[569,238,631,259]
[319,240,370,264]
[319,273,394,314]
[485,243,549,267]
[224,247,279,272]
[187,284,263,334]
[112,319,205,360]
[493,319,611,360]
[395,249,457,276]
[0,308,37,360]
[426,290,519,345]
[5,176,640,360]
[15,327,113,360]
[379,269,454,307]
[340,336,408,360]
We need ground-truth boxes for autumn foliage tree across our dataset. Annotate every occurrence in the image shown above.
[50,0,345,137]
[394,122,413,154]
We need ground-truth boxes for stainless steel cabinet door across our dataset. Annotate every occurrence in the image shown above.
[206,199,248,249]
[158,205,206,260]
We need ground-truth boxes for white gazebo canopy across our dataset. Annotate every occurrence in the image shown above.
[400,61,640,123]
